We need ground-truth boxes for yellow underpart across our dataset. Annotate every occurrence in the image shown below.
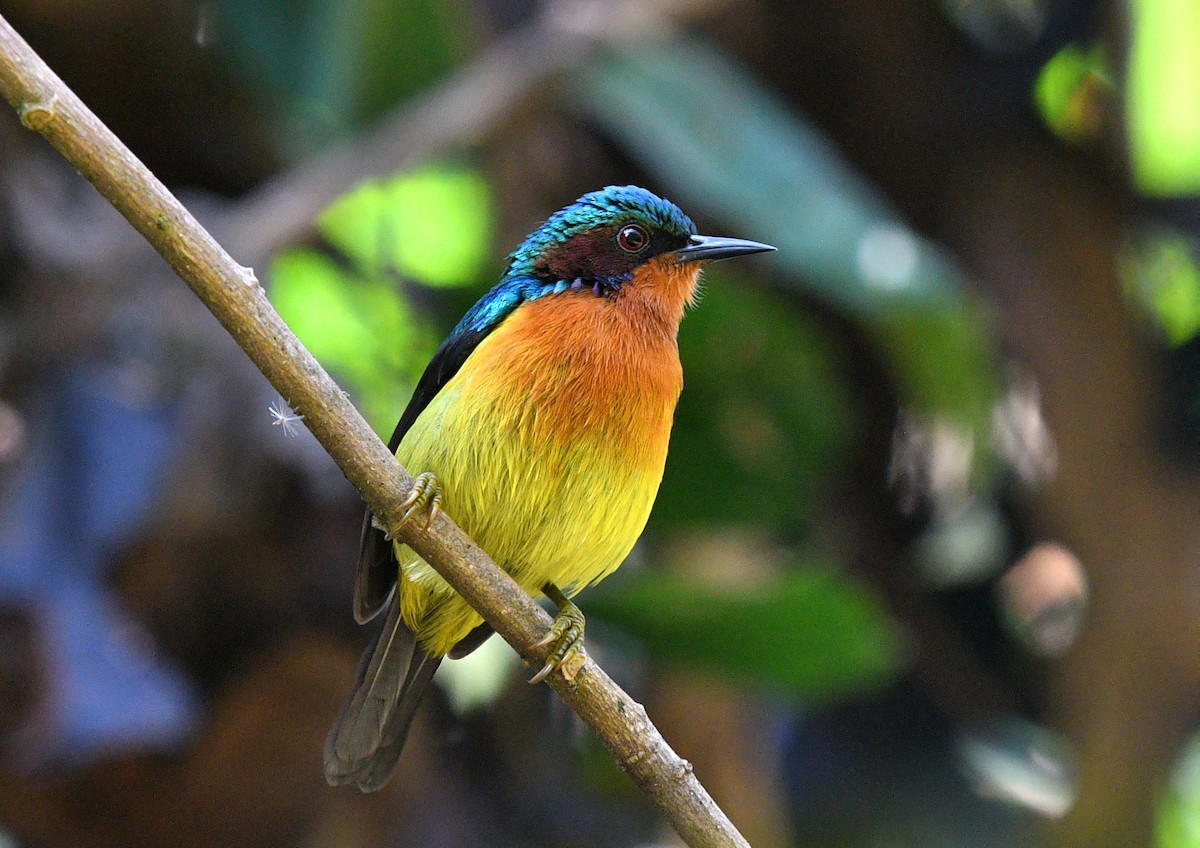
[392,281,686,656]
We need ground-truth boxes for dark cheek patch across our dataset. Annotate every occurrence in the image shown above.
[538,227,629,280]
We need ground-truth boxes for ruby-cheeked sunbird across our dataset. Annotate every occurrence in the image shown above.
[324,185,774,791]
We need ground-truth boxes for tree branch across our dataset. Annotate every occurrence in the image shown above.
[0,11,750,848]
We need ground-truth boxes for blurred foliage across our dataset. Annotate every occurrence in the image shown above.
[216,0,473,155]
[270,163,491,431]
[1120,230,1200,347]
[319,164,492,288]
[1127,0,1200,196]
[578,38,1000,442]
[586,566,903,699]
[270,249,436,430]
[655,274,854,531]
[1034,42,1112,146]
[1158,734,1200,848]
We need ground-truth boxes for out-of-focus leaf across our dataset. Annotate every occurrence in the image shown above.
[1158,733,1200,848]
[269,248,437,432]
[874,304,998,418]
[577,39,999,434]
[216,0,472,154]
[1121,230,1200,346]
[1034,42,1112,146]
[270,163,493,431]
[1128,0,1200,196]
[318,164,491,289]
[654,276,856,531]
[586,567,904,699]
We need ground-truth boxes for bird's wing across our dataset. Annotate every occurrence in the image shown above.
[353,276,549,625]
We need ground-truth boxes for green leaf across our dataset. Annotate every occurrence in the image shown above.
[873,303,998,428]
[269,249,376,367]
[318,164,492,289]
[269,248,437,433]
[586,567,905,700]
[1034,42,1112,145]
[1158,734,1200,848]
[1121,230,1200,346]
[654,276,857,531]
[1128,0,1200,196]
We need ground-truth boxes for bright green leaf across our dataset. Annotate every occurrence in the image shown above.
[269,248,437,433]
[318,164,491,288]
[269,249,375,367]
[1128,0,1200,196]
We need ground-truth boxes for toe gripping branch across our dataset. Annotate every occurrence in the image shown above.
[529,582,587,685]
[372,471,443,540]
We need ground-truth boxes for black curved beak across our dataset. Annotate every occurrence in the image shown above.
[670,234,776,263]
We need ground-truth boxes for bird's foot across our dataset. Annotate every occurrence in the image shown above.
[376,472,442,539]
[529,583,586,684]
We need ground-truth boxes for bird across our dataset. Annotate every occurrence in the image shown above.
[324,185,774,792]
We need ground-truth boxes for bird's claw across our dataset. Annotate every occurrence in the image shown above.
[388,472,442,536]
[528,584,586,685]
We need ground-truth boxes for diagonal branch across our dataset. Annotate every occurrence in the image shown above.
[0,11,749,848]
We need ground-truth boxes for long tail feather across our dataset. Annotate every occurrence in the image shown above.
[324,594,441,792]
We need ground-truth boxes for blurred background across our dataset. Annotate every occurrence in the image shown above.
[0,0,1197,845]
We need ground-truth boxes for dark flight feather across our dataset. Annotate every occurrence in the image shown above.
[324,593,443,791]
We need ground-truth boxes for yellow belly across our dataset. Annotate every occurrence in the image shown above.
[391,290,683,656]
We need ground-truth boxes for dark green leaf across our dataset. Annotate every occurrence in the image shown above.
[654,276,857,531]
[586,567,905,700]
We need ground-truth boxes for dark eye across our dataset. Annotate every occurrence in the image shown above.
[617,224,650,253]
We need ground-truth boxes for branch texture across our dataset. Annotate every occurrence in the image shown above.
[0,11,749,848]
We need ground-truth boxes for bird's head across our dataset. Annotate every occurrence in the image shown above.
[504,186,773,322]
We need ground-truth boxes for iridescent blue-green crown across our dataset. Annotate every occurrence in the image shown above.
[504,185,696,278]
